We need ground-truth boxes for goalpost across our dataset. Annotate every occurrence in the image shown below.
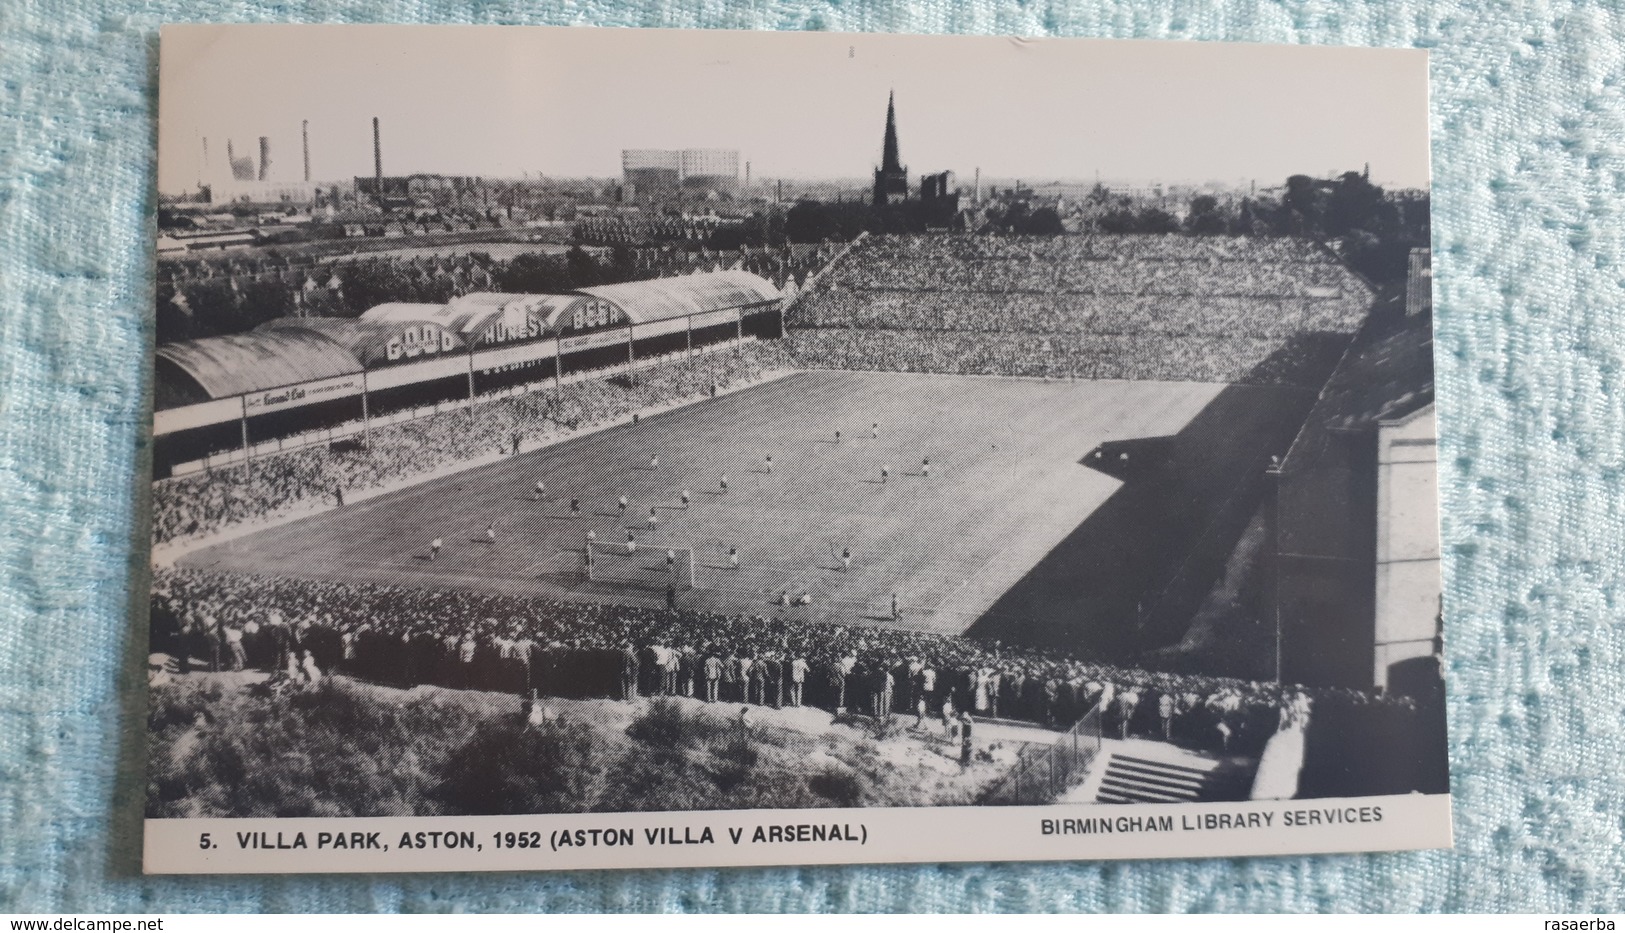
[586,541,697,590]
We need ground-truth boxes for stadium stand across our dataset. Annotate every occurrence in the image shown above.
[150,345,774,544]
[150,269,783,480]
[782,234,1371,386]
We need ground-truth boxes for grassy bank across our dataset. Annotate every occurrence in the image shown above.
[148,676,1008,818]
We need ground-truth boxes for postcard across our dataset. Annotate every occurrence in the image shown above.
[145,24,1446,873]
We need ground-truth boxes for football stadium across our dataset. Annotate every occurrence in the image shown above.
[148,232,1446,812]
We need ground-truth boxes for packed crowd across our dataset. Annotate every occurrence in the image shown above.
[150,567,1427,759]
[151,348,776,545]
[825,234,1345,292]
[780,232,1370,386]
[779,328,1350,386]
[794,292,1358,340]
[830,258,1359,300]
[854,233,1339,265]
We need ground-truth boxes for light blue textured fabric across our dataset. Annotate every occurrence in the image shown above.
[2,0,1623,913]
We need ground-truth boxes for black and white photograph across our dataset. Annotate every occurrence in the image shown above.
[144,24,1447,873]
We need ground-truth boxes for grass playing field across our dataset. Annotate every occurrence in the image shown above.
[180,370,1314,657]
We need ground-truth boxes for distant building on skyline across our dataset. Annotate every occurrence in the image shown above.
[622,148,740,200]
[920,170,959,226]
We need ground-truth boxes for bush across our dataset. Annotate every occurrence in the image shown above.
[708,729,759,792]
[435,717,606,815]
[807,767,863,806]
[624,698,728,751]
[148,678,483,818]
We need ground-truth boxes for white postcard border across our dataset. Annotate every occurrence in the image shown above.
[145,794,1452,874]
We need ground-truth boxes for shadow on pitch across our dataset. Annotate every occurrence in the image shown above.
[965,332,1347,661]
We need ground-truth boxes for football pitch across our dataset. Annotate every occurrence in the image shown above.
[181,370,1314,655]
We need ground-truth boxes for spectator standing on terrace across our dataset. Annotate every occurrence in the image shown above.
[225,624,246,672]
[678,646,695,697]
[300,649,323,687]
[334,486,344,508]
[829,659,848,714]
[619,643,639,701]
[743,654,761,705]
[511,432,521,456]
[875,665,894,721]
[790,653,808,707]
[959,713,974,768]
[1116,687,1141,739]
[703,652,722,702]
[765,654,783,708]
[724,650,742,702]
[661,643,680,695]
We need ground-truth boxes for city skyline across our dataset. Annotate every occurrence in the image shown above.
[158,25,1431,195]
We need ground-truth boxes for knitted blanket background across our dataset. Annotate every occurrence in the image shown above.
[2,0,1622,913]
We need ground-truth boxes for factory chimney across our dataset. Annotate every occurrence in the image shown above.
[302,120,311,182]
[974,167,981,205]
[372,117,384,209]
[258,136,271,181]
[744,161,751,194]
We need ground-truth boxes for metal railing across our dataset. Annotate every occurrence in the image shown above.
[979,705,1104,805]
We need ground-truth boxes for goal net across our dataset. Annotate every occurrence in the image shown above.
[586,541,696,590]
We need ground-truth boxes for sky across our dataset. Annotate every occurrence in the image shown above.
[158,25,1431,194]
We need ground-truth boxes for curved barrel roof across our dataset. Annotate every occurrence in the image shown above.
[154,271,782,408]
[155,330,363,400]
[353,302,449,324]
[575,270,779,324]
[256,316,466,367]
[437,293,557,337]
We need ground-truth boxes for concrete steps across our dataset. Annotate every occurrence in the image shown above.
[1093,751,1253,804]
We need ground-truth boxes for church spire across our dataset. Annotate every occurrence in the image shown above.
[873,91,909,206]
[881,90,902,173]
